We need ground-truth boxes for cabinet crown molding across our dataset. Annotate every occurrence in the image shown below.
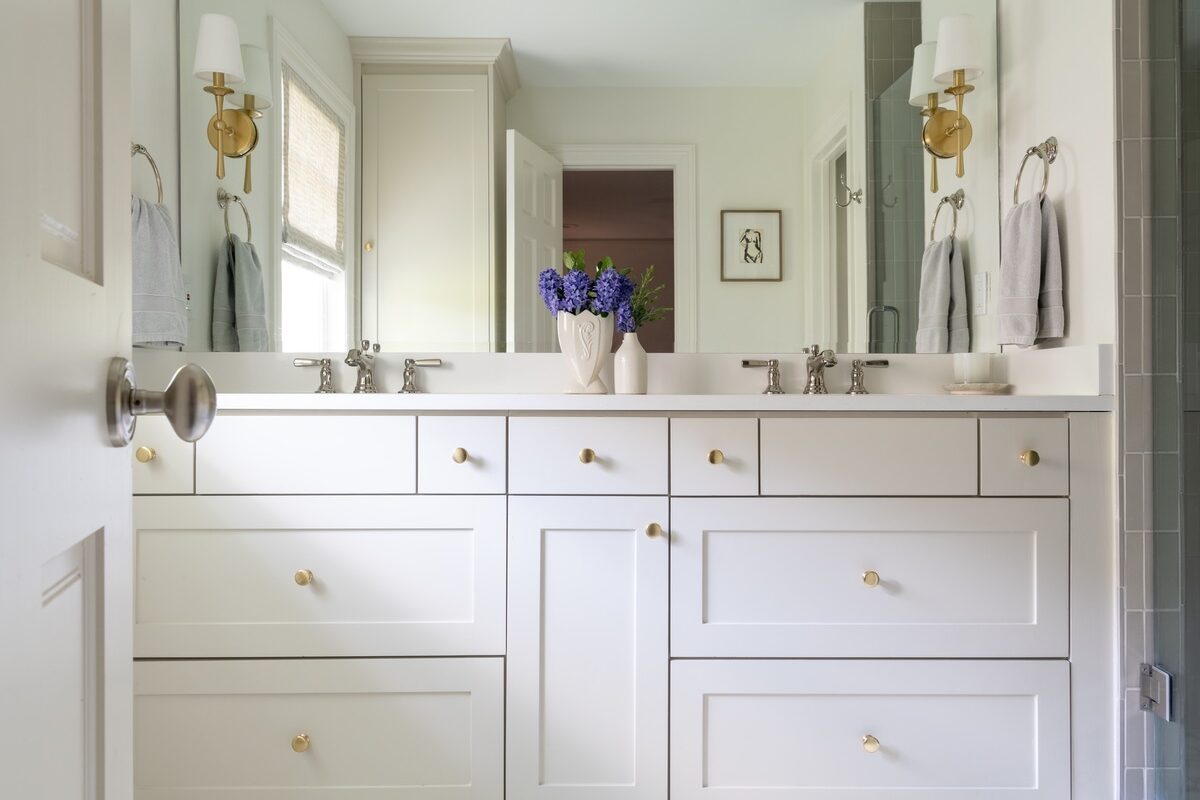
[350,37,520,100]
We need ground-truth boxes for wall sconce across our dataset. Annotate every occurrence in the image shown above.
[930,14,984,180]
[192,14,245,181]
[909,41,951,193]
[227,45,273,194]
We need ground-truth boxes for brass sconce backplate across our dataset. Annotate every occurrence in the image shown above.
[923,108,973,159]
[207,109,257,159]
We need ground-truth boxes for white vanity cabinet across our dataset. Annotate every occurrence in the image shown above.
[507,495,669,800]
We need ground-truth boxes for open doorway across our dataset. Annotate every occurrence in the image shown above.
[562,170,675,353]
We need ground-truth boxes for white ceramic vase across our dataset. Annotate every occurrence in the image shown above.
[557,310,612,394]
[614,331,647,394]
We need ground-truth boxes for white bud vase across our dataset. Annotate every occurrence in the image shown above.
[614,331,648,395]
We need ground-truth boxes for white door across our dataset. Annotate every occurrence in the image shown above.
[361,73,492,352]
[505,130,563,353]
[507,496,668,800]
[1,0,133,797]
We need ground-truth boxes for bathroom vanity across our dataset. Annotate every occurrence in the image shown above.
[130,393,1113,799]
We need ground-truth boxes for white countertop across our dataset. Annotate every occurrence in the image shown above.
[216,392,1114,413]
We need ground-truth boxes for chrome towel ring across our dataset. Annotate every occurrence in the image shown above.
[217,187,252,243]
[131,142,164,205]
[930,189,965,242]
[1013,136,1058,205]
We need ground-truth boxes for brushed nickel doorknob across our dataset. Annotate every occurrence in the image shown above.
[862,570,881,587]
[646,522,664,538]
[291,733,311,753]
[452,447,469,464]
[862,734,881,753]
[135,446,157,463]
[106,357,216,446]
[294,569,314,586]
[1019,449,1041,467]
[579,448,596,464]
[708,449,725,465]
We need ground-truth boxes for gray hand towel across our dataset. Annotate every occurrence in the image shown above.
[131,195,187,348]
[998,194,1064,345]
[916,235,970,354]
[212,234,269,352]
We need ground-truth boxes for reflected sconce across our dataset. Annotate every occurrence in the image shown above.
[227,45,273,193]
[192,14,245,181]
[929,14,984,180]
[909,41,951,193]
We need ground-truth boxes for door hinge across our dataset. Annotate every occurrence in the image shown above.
[1140,663,1174,721]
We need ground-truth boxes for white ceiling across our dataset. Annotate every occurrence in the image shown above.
[321,0,865,87]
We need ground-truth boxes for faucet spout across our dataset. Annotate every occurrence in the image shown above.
[345,339,381,393]
[803,344,838,395]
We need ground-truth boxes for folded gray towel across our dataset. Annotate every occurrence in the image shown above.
[212,234,269,352]
[998,194,1064,345]
[131,195,187,348]
[916,235,969,354]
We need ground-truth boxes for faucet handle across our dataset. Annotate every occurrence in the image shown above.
[401,358,443,394]
[846,359,889,396]
[741,358,785,395]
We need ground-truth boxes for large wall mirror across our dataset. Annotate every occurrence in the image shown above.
[149,0,998,356]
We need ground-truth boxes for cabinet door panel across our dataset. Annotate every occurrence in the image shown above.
[671,498,1068,657]
[507,496,668,800]
[671,659,1070,800]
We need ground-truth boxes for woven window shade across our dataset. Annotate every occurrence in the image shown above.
[282,62,346,272]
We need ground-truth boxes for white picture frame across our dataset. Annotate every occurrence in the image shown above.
[721,210,782,281]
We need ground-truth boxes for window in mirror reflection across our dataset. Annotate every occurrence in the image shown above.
[279,61,350,352]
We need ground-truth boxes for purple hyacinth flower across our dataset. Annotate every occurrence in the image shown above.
[592,269,635,314]
[562,269,592,314]
[616,300,636,333]
[537,268,564,316]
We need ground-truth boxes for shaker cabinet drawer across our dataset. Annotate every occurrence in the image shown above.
[670,418,758,496]
[196,414,416,494]
[418,416,506,494]
[760,417,978,495]
[132,415,194,495]
[671,659,1070,800]
[134,658,503,800]
[134,496,505,657]
[980,417,1069,496]
[671,498,1068,657]
[508,416,668,494]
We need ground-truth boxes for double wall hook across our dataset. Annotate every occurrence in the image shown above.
[835,174,864,208]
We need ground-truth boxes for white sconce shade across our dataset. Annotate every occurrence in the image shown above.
[231,45,273,110]
[932,15,983,84]
[192,13,245,84]
[909,42,949,107]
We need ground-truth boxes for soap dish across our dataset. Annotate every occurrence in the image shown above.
[942,382,1011,396]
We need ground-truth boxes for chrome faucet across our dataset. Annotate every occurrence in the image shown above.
[846,359,889,395]
[401,358,443,393]
[345,340,381,393]
[803,344,838,395]
[292,357,334,393]
[742,359,785,394]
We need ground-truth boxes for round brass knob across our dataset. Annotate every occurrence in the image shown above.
[294,569,314,586]
[135,446,157,463]
[862,570,880,587]
[291,733,311,753]
[646,522,664,538]
[707,449,725,465]
[579,448,596,464]
[363,241,374,253]
[1019,449,1041,467]
[862,734,881,753]
[452,447,468,464]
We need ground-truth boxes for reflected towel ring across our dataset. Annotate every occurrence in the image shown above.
[217,188,252,243]
[930,189,965,242]
[131,143,164,205]
[1013,136,1058,205]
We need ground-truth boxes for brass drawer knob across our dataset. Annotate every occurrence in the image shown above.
[294,569,314,586]
[862,734,881,753]
[579,448,596,464]
[707,449,725,465]
[862,570,880,587]
[363,241,374,253]
[1019,449,1041,467]
[452,447,468,464]
[646,522,664,539]
[135,446,157,463]
[291,733,311,753]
